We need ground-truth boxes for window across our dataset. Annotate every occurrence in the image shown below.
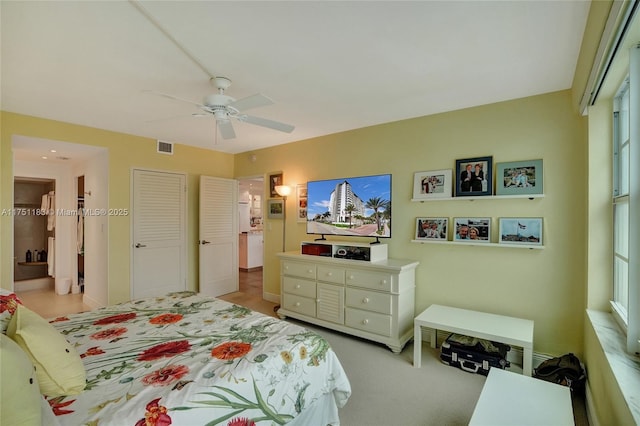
[612,45,639,354]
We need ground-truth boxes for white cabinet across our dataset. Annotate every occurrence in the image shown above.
[239,232,263,270]
[277,247,418,353]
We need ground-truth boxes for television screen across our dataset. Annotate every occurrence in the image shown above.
[306,174,392,238]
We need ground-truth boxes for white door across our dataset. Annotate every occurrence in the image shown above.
[199,176,238,296]
[131,169,187,300]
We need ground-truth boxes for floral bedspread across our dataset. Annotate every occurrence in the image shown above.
[46,292,351,425]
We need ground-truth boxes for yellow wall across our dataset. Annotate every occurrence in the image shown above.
[584,314,636,425]
[236,89,588,357]
[0,111,234,303]
[2,92,588,357]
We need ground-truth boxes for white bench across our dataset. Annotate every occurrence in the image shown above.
[413,304,534,376]
[470,368,574,425]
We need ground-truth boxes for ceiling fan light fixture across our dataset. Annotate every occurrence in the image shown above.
[211,76,232,91]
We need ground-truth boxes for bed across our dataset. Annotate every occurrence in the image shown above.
[1,291,351,425]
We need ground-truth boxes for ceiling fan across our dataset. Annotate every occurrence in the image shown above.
[151,77,295,141]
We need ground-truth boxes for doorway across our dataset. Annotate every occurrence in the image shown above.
[238,177,264,297]
[13,178,55,292]
[12,135,109,310]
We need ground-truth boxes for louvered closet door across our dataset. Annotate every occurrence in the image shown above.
[132,169,187,300]
[199,176,238,296]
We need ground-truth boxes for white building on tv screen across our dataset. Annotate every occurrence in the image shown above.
[329,180,365,224]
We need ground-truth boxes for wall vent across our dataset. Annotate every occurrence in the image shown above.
[157,140,173,155]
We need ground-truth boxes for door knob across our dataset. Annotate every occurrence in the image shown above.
[135,243,146,248]
[201,240,211,245]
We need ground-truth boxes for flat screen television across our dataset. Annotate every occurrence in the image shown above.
[306,173,392,240]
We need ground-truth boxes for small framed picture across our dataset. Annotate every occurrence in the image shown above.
[495,160,543,196]
[269,172,283,198]
[296,184,307,223]
[412,169,452,200]
[267,199,284,219]
[453,217,491,243]
[499,217,543,246]
[455,156,493,197]
[415,217,448,240]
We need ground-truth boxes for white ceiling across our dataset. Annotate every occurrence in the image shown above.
[1,1,591,156]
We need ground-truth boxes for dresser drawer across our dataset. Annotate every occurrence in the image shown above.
[345,288,392,315]
[282,261,316,279]
[283,294,316,317]
[345,308,391,337]
[346,269,393,292]
[283,276,316,298]
[317,265,345,284]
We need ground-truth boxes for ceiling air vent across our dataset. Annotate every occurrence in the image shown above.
[157,140,173,155]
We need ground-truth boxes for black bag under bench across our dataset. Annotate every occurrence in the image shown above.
[440,333,511,375]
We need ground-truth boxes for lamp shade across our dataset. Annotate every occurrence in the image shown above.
[275,185,292,197]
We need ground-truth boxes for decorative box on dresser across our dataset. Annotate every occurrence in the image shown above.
[277,241,419,353]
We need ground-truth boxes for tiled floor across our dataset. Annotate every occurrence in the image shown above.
[218,269,278,317]
[16,287,91,319]
[15,269,277,319]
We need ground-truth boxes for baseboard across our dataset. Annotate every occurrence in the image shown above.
[14,277,54,292]
[585,381,600,426]
[82,294,104,311]
[263,291,280,304]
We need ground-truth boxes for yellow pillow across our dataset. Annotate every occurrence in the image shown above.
[0,333,42,425]
[7,305,86,397]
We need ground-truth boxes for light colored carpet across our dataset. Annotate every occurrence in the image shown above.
[296,321,588,426]
[298,322,486,426]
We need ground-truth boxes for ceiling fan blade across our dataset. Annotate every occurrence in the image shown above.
[217,120,236,140]
[229,93,274,112]
[143,90,205,108]
[238,115,295,133]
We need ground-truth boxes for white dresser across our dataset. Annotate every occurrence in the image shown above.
[277,242,418,353]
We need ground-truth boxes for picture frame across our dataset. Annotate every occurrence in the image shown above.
[415,217,448,241]
[453,217,491,243]
[269,172,283,198]
[267,199,284,219]
[499,217,543,246]
[455,156,493,197]
[296,184,308,223]
[412,169,452,200]
[495,159,543,196]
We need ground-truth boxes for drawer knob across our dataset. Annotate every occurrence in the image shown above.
[362,297,369,304]
[295,284,301,289]
[284,266,289,270]
[381,279,387,285]
[308,269,313,274]
[295,302,300,307]
[327,272,333,276]
[362,319,369,325]
[316,299,321,303]
[348,275,354,280]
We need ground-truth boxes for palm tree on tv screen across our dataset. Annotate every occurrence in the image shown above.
[365,197,389,234]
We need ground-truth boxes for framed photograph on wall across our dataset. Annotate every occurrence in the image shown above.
[499,217,543,246]
[269,172,283,198]
[412,169,452,200]
[296,184,307,223]
[267,199,284,219]
[455,156,493,197]
[495,159,543,196]
[453,217,491,243]
[415,217,448,240]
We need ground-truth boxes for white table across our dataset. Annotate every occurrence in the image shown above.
[413,304,534,375]
[469,368,574,425]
